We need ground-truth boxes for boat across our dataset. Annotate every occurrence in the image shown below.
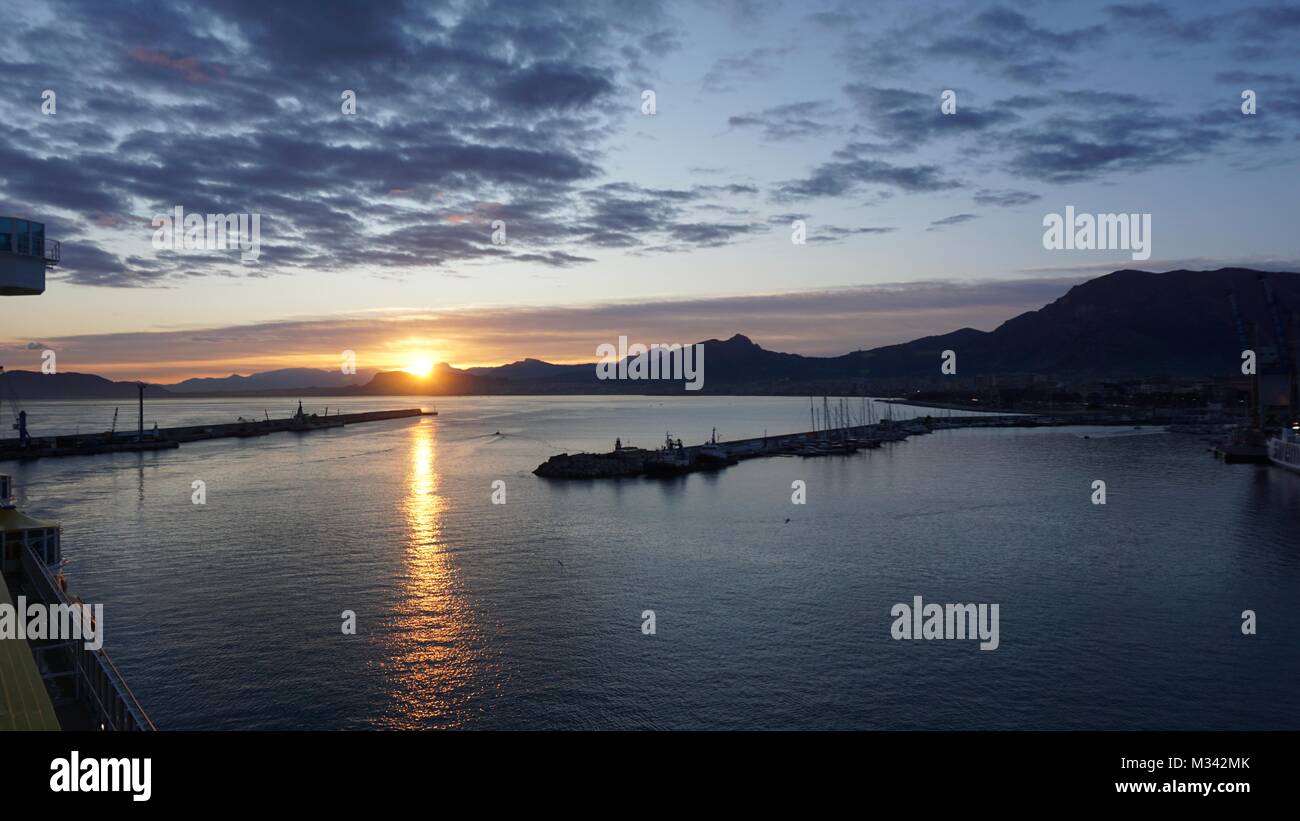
[0,474,62,574]
[1267,425,1300,473]
[0,474,153,730]
[645,432,692,476]
[796,440,843,456]
[696,428,733,467]
[287,400,335,431]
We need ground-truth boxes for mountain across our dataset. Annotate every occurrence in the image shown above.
[454,335,836,388]
[433,268,1300,389]
[852,268,1300,379]
[166,367,377,393]
[6,268,1296,399]
[362,363,495,395]
[0,370,173,400]
[463,358,584,380]
[350,336,800,395]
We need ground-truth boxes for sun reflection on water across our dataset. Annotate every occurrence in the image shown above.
[377,418,483,728]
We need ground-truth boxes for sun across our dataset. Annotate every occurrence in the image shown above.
[403,357,435,378]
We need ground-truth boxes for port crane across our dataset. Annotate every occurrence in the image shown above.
[1258,273,1298,423]
[1224,275,1299,445]
[1225,288,1261,430]
[0,366,32,446]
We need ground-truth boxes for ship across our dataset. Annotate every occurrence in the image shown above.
[1267,425,1300,474]
[0,474,153,730]
[696,428,735,467]
[644,432,692,477]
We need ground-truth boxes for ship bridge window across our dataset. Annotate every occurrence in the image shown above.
[0,218,11,253]
[14,219,30,254]
[27,528,59,564]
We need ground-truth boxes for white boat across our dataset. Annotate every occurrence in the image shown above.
[697,428,732,466]
[1267,426,1300,473]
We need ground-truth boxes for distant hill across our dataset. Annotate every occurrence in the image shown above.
[463,358,584,380]
[0,370,172,400]
[166,367,376,393]
[362,363,493,395]
[454,336,830,388]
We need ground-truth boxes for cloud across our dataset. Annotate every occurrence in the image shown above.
[806,225,896,244]
[728,101,841,141]
[127,48,212,82]
[1,0,1294,296]
[700,46,791,92]
[1000,92,1233,183]
[1,0,776,286]
[51,242,139,287]
[774,151,959,200]
[1103,4,1221,43]
[838,4,1108,86]
[844,84,1019,147]
[926,213,978,231]
[973,188,1041,207]
[926,6,1108,85]
[493,63,615,111]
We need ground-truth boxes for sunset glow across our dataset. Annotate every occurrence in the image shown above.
[403,357,436,378]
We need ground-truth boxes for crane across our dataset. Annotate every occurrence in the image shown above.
[0,366,31,446]
[1258,273,1298,421]
[1225,288,1260,430]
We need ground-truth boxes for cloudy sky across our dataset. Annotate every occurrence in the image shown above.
[1,0,1298,381]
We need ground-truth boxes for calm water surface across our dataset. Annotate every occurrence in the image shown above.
[4,396,1298,729]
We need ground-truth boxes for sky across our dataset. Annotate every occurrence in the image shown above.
[1,0,1298,382]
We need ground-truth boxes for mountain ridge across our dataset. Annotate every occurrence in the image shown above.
[4,268,1296,398]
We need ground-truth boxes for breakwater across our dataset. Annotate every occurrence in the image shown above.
[0,408,433,461]
[534,415,1032,479]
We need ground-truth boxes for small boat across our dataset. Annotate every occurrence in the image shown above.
[1267,425,1300,473]
[287,400,332,431]
[696,428,734,466]
[645,432,692,476]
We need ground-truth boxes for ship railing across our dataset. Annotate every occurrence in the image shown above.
[20,545,155,731]
[43,239,60,266]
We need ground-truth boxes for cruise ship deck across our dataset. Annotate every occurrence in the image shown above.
[0,575,60,730]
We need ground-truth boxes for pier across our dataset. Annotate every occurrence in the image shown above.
[533,407,1224,479]
[534,414,1033,479]
[0,406,435,462]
